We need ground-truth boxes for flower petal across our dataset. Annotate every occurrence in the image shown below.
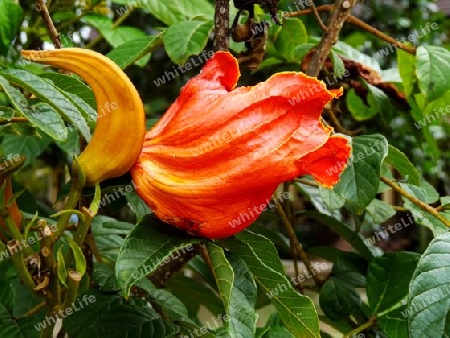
[296,135,352,188]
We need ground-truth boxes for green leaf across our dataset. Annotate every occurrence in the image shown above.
[125,191,151,222]
[397,49,416,98]
[0,277,41,338]
[136,278,193,323]
[163,20,213,65]
[115,215,203,296]
[1,134,51,166]
[296,182,342,219]
[422,89,450,128]
[0,0,23,54]
[367,252,420,315]
[333,41,381,71]
[0,106,14,120]
[107,35,163,70]
[57,247,68,287]
[40,73,96,110]
[166,274,224,316]
[365,199,396,224]
[63,290,178,337]
[225,255,258,337]
[333,134,389,214]
[136,0,214,25]
[207,242,233,311]
[274,17,307,62]
[346,88,378,121]
[319,276,360,320]
[91,216,134,262]
[1,70,91,141]
[208,243,258,337]
[319,185,345,210]
[366,81,394,124]
[298,211,375,261]
[416,46,450,102]
[0,74,68,140]
[64,235,87,276]
[408,233,450,337]
[83,14,147,48]
[378,306,409,338]
[222,231,320,338]
[329,50,345,77]
[384,145,421,185]
[93,263,120,292]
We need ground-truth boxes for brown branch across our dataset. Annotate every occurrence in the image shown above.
[306,0,357,77]
[381,176,450,227]
[346,15,416,54]
[286,4,416,55]
[36,0,62,49]
[214,0,230,51]
[0,117,29,124]
[273,197,324,286]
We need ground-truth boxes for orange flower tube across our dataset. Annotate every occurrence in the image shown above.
[131,51,351,239]
[0,177,22,241]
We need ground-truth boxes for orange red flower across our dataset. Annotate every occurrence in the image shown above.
[131,51,351,239]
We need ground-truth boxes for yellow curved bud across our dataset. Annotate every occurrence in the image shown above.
[21,48,146,185]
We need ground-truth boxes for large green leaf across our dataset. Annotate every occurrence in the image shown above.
[378,306,409,338]
[207,243,233,311]
[115,215,203,296]
[208,243,258,337]
[0,75,68,140]
[63,290,178,337]
[1,134,51,166]
[83,14,147,48]
[137,0,214,25]
[136,278,193,323]
[40,73,96,110]
[222,231,320,338]
[367,252,420,316]
[107,35,163,70]
[384,145,421,185]
[166,273,224,316]
[346,88,378,121]
[365,199,396,224]
[0,0,23,54]
[93,263,120,292]
[274,17,307,62]
[1,70,91,141]
[416,46,450,102]
[333,134,389,214]
[0,278,41,338]
[408,233,450,337]
[319,276,360,320]
[397,49,416,98]
[163,20,213,65]
[91,216,134,263]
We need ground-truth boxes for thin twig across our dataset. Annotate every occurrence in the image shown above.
[310,1,328,32]
[0,117,29,124]
[343,316,377,338]
[380,176,450,227]
[214,0,230,51]
[273,197,323,286]
[36,0,62,49]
